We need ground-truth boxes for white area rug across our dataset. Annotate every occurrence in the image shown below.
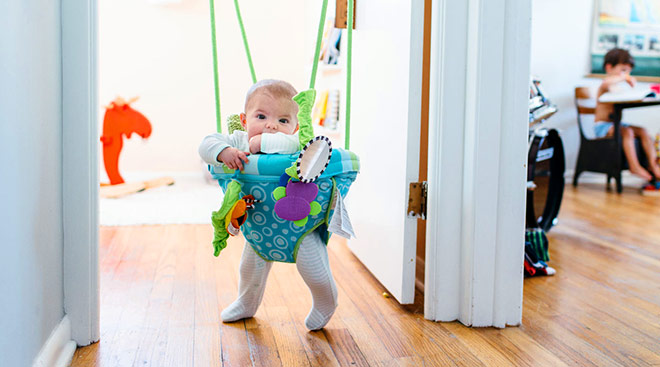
[100,171,224,226]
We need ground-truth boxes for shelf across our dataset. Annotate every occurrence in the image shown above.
[313,125,343,145]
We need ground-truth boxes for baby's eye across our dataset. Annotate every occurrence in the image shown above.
[279,119,289,124]
[257,114,266,120]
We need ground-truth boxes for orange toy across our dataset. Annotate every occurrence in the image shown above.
[100,97,152,185]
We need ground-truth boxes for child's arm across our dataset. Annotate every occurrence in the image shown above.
[199,131,250,170]
[598,74,637,96]
[250,132,300,154]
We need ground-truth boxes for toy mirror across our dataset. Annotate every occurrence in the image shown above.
[297,136,333,183]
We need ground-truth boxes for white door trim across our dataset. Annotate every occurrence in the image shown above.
[62,0,100,345]
[32,316,77,367]
[425,0,530,327]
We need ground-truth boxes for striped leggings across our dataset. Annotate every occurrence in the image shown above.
[222,231,338,330]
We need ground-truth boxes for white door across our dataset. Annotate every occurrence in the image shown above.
[344,0,424,304]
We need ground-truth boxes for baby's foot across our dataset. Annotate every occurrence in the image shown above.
[304,304,337,331]
[629,166,653,181]
[221,299,257,322]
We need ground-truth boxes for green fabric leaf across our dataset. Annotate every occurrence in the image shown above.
[285,164,299,180]
[211,210,229,256]
[309,201,321,216]
[210,180,243,256]
[273,186,287,201]
[293,89,316,150]
[294,217,309,227]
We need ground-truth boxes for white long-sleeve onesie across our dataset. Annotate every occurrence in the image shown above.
[199,130,338,330]
[198,130,299,166]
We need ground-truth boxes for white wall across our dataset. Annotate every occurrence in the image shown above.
[0,2,65,366]
[99,0,314,176]
[531,0,660,175]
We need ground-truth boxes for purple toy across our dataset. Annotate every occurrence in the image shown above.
[274,181,319,221]
[272,136,331,226]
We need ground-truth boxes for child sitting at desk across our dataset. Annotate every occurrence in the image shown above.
[594,48,660,183]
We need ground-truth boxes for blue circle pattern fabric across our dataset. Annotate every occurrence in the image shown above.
[210,148,359,263]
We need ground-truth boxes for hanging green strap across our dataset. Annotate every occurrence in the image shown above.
[345,0,353,150]
[233,0,257,84]
[212,0,350,145]
[293,0,329,146]
[209,0,221,132]
[309,0,329,89]
[294,89,317,149]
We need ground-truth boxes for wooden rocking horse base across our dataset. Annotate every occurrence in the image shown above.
[100,176,175,198]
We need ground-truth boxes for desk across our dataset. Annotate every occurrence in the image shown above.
[604,98,660,148]
[600,98,660,192]
[607,98,660,125]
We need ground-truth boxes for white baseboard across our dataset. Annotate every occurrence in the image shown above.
[32,315,77,367]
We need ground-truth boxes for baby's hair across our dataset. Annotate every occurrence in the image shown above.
[244,79,298,111]
[603,48,635,70]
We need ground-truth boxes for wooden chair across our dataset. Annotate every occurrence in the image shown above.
[572,86,647,193]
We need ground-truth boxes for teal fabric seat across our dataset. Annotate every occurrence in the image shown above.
[210,148,359,263]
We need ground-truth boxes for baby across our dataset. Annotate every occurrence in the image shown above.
[198,79,338,330]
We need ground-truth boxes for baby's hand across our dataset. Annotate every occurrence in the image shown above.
[218,147,250,171]
[626,74,637,88]
[249,135,262,154]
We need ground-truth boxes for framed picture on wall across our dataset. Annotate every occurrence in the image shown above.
[589,0,660,81]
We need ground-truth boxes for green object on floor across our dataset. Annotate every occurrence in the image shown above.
[525,228,549,262]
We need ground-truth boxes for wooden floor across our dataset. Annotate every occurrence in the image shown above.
[72,183,660,366]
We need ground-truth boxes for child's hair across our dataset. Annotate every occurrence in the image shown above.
[244,79,298,111]
[603,48,635,70]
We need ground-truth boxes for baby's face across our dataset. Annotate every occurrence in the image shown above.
[241,92,298,140]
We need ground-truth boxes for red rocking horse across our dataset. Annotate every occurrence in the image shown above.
[101,96,152,185]
[100,97,173,198]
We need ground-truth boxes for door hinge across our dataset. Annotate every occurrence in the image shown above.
[407,181,427,219]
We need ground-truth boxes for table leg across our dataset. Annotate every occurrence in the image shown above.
[613,105,623,193]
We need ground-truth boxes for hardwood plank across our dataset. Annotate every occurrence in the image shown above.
[327,243,419,359]
[192,225,222,367]
[532,249,660,343]
[214,235,253,367]
[524,277,660,364]
[266,306,312,367]
[518,309,621,367]
[70,340,99,366]
[322,328,370,367]
[74,184,660,366]
[245,323,282,367]
[220,322,253,367]
[549,228,660,305]
[330,282,394,365]
[400,319,485,366]
[161,225,196,367]
[101,226,161,366]
[112,226,171,367]
[266,260,339,367]
[129,226,178,366]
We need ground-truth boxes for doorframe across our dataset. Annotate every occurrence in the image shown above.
[62,0,531,336]
[424,0,531,327]
[62,0,100,345]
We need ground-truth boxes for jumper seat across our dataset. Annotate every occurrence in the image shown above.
[210,148,360,263]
